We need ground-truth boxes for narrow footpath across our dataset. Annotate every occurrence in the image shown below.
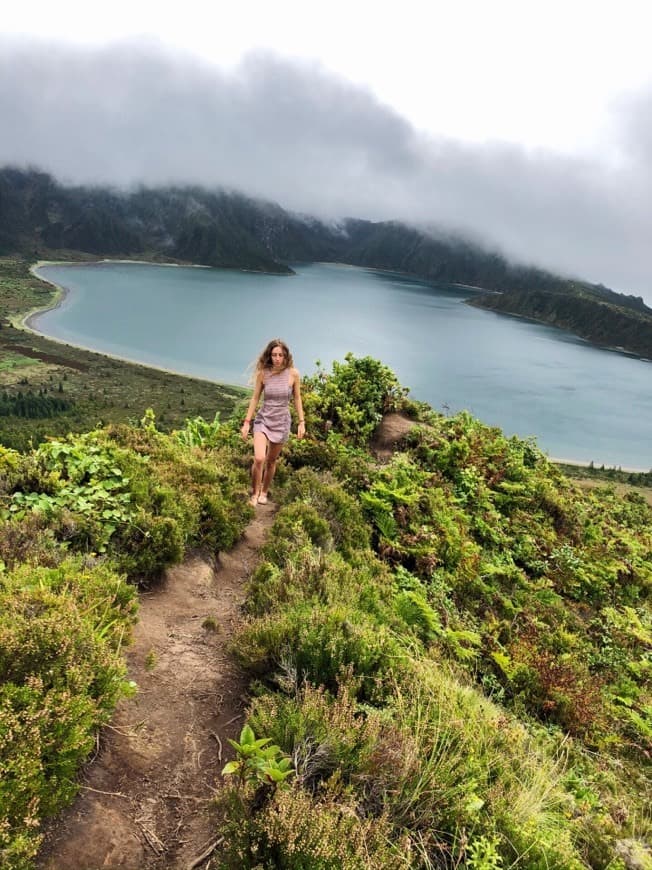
[38,503,275,870]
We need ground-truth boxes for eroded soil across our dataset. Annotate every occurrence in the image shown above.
[38,503,275,870]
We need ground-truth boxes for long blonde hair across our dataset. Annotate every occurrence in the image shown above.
[254,339,294,377]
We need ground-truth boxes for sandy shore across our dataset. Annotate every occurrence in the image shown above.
[19,260,74,331]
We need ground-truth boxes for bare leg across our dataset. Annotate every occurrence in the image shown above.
[250,432,268,504]
[260,441,283,501]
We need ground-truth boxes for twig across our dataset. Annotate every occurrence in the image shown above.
[104,721,146,736]
[223,713,243,727]
[88,730,101,764]
[209,730,223,762]
[187,837,224,870]
[162,792,204,802]
[194,746,206,771]
[79,785,128,799]
[138,823,165,855]
[184,668,210,690]
[197,691,224,702]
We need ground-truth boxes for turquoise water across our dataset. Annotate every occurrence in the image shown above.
[33,261,652,469]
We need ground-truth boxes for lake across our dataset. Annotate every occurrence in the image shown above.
[31,261,652,470]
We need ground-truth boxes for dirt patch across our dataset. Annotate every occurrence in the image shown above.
[37,503,275,870]
[0,342,89,371]
[370,411,417,460]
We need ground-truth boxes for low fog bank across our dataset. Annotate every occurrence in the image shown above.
[1,37,650,303]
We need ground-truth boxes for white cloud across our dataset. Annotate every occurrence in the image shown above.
[1,38,650,303]
[5,0,652,152]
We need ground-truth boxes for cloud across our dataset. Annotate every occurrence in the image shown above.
[1,37,651,302]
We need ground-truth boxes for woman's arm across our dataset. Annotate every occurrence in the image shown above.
[241,372,263,440]
[292,369,306,439]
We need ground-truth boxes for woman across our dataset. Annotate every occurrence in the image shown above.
[241,339,305,505]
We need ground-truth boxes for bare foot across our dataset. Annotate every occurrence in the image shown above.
[249,494,259,506]
[257,493,268,505]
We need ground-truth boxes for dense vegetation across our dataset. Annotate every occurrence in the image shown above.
[216,356,652,868]
[2,166,652,358]
[1,352,650,868]
[0,390,72,418]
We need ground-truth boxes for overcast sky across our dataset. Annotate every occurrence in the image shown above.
[2,1,652,303]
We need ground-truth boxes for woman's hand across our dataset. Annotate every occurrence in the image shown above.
[241,420,251,440]
[297,421,306,440]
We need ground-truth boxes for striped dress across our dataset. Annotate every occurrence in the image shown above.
[253,368,292,444]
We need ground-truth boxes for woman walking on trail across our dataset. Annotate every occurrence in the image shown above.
[241,339,305,506]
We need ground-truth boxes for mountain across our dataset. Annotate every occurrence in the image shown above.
[0,168,301,273]
[2,166,651,356]
[468,288,652,359]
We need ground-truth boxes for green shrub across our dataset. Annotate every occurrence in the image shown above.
[280,467,371,556]
[108,508,184,583]
[360,664,586,868]
[1,423,251,581]
[283,433,375,495]
[215,783,410,869]
[0,513,63,570]
[0,681,97,867]
[393,589,442,644]
[0,559,136,868]
[234,603,404,700]
[197,491,249,552]
[302,354,408,446]
[245,546,397,639]
[172,411,223,448]
[361,453,474,577]
[248,678,383,787]
[258,518,318,573]
[265,502,333,558]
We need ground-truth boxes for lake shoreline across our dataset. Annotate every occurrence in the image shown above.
[21,259,651,472]
[18,261,248,393]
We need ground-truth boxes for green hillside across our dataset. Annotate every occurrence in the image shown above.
[1,355,650,868]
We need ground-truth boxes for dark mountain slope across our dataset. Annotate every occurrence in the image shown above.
[338,219,555,292]
[2,166,651,357]
[469,288,652,358]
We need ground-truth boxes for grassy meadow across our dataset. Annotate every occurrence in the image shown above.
[0,256,650,868]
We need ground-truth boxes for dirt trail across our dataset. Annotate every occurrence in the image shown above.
[38,503,275,870]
